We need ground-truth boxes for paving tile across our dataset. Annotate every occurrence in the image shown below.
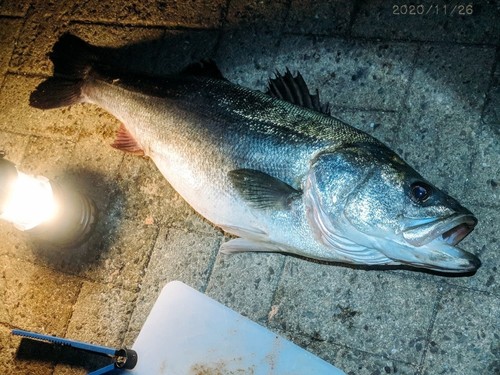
[397,44,495,196]
[81,215,158,291]
[9,1,77,75]
[225,0,288,30]
[268,258,440,364]
[352,0,500,44]
[0,130,30,164]
[0,75,86,140]
[216,0,289,89]
[438,205,499,296]
[0,1,30,17]
[302,342,419,375]
[71,0,225,28]
[205,251,285,323]
[332,110,400,149]
[20,135,75,178]
[67,23,167,75]
[125,227,220,343]
[421,287,500,375]
[215,27,280,90]
[482,61,500,126]
[0,324,55,375]
[52,282,136,375]
[0,18,22,76]
[65,282,136,346]
[0,255,82,333]
[284,0,353,35]
[464,123,500,207]
[70,24,220,76]
[275,36,417,111]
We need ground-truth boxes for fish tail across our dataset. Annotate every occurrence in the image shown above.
[30,33,100,109]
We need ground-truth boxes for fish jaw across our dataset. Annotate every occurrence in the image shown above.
[384,213,480,273]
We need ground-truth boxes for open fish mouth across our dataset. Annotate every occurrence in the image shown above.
[441,221,476,246]
[401,214,477,247]
[395,214,480,273]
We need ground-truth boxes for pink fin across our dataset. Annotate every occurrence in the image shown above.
[111,124,144,155]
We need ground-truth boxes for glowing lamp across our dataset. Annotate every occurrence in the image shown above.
[0,156,96,247]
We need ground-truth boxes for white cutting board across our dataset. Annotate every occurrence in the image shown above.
[130,281,345,375]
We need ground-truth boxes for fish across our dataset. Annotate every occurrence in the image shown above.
[30,33,480,273]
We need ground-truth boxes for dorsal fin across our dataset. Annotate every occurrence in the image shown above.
[266,69,330,115]
[180,60,226,80]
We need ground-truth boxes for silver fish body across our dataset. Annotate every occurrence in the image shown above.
[30,34,480,273]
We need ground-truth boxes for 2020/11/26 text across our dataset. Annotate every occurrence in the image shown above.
[392,4,473,16]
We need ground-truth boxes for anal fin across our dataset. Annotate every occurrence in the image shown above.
[111,124,145,156]
[220,238,283,254]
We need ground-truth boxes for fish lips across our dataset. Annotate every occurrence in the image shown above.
[401,213,477,247]
[399,213,480,272]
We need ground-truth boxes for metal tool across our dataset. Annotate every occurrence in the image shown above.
[12,329,138,375]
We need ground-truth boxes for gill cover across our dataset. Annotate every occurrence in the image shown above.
[304,149,394,265]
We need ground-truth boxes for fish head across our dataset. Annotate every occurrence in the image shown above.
[306,144,479,273]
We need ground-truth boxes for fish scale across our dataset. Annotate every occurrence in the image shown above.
[29,33,480,273]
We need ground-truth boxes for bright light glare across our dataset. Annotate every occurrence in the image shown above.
[0,171,58,230]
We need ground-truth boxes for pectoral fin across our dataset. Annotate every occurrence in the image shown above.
[228,169,301,210]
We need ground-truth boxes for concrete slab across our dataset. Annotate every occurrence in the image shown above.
[421,287,500,374]
[482,60,500,126]
[464,122,500,206]
[70,0,226,28]
[275,36,418,111]
[332,110,400,148]
[0,0,30,17]
[205,251,285,323]
[81,215,158,291]
[441,205,500,296]
[284,0,353,36]
[8,1,77,75]
[398,44,496,196]
[305,343,419,375]
[268,258,440,364]
[0,255,81,333]
[0,18,22,76]
[0,324,55,375]
[0,75,83,140]
[124,227,220,344]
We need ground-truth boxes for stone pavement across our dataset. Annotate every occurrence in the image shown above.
[0,1,498,374]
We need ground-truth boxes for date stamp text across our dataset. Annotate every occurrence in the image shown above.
[392,3,473,16]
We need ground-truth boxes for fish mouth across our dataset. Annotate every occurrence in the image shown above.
[396,214,480,273]
[401,213,477,247]
[441,221,476,246]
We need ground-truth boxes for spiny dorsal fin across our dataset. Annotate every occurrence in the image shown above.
[266,69,331,115]
[181,60,226,80]
[111,124,145,155]
[228,169,301,210]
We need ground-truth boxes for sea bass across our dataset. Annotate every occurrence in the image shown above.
[30,34,480,273]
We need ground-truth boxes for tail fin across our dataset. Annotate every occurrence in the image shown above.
[30,33,100,110]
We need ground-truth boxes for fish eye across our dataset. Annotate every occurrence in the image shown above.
[410,182,432,203]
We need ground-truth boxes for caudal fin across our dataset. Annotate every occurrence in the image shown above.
[30,33,100,110]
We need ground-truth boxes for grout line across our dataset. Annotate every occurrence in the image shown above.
[118,225,162,346]
[416,284,445,374]
[265,254,287,326]
[199,233,224,294]
[283,31,500,48]
[69,18,222,31]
